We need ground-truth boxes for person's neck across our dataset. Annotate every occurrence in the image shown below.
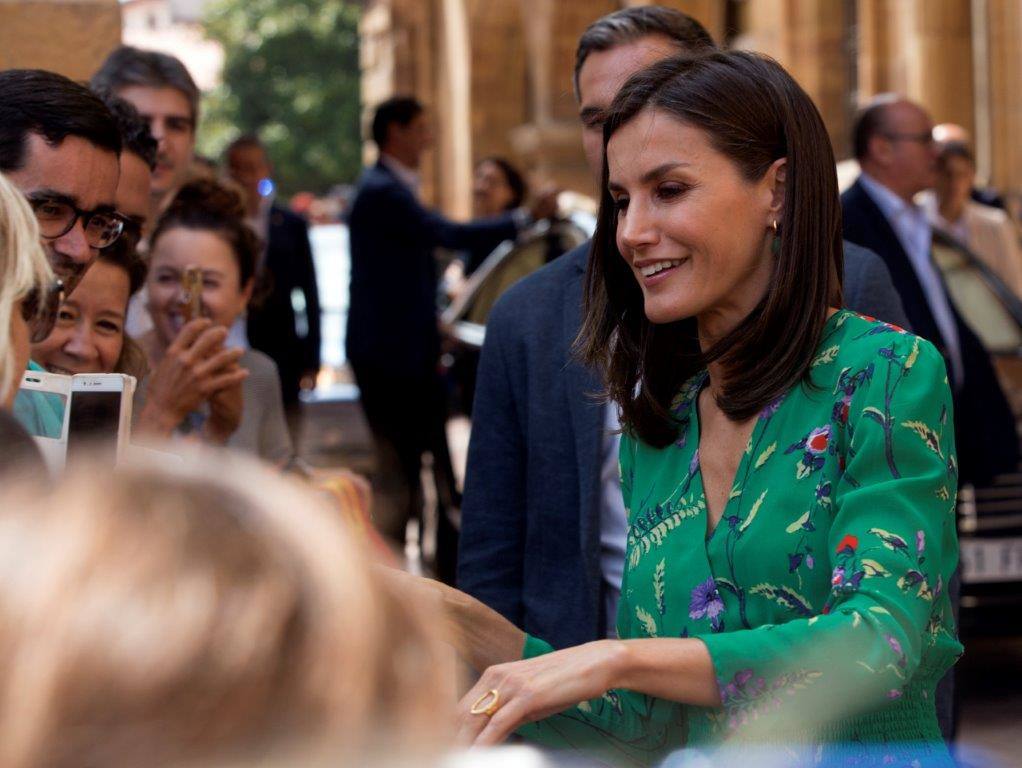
[938,196,966,224]
[383,150,418,171]
[861,166,916,205]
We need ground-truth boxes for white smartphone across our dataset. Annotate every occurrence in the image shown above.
[16,370,72,474]
[66,374,136,467]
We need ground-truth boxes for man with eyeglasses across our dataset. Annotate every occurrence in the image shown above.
[843,95,1018,741]
[0,69,123,439]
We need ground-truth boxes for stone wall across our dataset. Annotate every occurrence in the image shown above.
[0,0,122,81]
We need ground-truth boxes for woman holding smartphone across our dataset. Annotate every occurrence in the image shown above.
[134,180,293,465]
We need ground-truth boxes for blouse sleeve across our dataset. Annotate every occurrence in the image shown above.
[513,434,682,767]
[696,334,963,735]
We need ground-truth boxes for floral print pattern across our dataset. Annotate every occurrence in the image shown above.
[517,312,962,767]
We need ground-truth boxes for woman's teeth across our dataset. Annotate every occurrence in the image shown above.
[639,259,684,277]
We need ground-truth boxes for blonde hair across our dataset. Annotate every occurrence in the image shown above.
[0,448,454,768]
[0,171,52,404]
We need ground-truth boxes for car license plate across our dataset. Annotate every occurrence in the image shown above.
[960,537,1022,583]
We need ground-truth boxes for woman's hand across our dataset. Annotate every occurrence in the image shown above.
[136,319,248,438]
[204,372,245,444]
[456,640,628,746]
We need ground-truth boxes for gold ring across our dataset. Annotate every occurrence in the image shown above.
[470,688,501,716]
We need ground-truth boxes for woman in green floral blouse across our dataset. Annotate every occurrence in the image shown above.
[401,50,961,766]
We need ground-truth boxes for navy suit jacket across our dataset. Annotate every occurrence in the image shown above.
[345,161,519,377]
[842,179,1017,486]
[458,237,911,649]
[247,204,321,405]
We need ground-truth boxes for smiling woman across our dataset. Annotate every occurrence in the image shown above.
[394,50,962,767]
[133,180,293,466]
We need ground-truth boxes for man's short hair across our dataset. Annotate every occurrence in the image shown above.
[224,133,267,161]
[92,46,200,126]
[573,5,716,97]
[93,88,158,171]
[851,94,902,161]
[370,97,423,150]
[0,69,121,173]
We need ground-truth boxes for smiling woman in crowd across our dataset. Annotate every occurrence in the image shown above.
[30,239,148,380]
[134,179,292,464]
[398,50,962,766]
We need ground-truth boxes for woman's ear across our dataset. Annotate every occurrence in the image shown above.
[766,157,787,222]
[240,277,256,307]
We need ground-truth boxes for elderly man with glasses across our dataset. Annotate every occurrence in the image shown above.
[0,69,123,439]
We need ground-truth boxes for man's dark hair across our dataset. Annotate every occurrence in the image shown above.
[91,46,200,125]
[577,51,843,447]
[851,94,902,161]
[370,97,423,149]
[224,133,267,161]
[574,5,716,97]
[93,88,158,171]
[0,69,121,173]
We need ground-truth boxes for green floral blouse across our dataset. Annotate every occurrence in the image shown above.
[518,311,963,766]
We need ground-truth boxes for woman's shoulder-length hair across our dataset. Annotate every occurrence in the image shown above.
[576,50,843,448]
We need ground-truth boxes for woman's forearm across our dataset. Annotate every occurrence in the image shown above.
[614,638,722,708]
[438,582,526,671]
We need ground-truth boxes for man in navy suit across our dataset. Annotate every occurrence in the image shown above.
[842,96,1017,489]
[225,135,321,439]
[458,6,911,652]
[346,97,554,582]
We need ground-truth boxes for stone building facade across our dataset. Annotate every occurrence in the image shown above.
[360,0,1022,217]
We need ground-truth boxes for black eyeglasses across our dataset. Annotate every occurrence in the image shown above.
[28,195,124,249]
[116,216,144,253]
[21,279,65,344]
[882,131,935,146]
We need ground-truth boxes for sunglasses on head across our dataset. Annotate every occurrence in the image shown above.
[21,279,65,344]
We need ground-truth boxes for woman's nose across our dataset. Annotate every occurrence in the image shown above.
[64,325,97,361]
[618,201,659,252]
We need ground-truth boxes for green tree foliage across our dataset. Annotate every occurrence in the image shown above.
[200,0,361,196]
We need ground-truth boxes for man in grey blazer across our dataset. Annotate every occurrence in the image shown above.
[457,6,910,653]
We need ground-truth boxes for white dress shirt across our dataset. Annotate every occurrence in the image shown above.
[600,403,629,638]
[858,172,964,386]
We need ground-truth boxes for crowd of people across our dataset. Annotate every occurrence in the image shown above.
[0,3,1020,766]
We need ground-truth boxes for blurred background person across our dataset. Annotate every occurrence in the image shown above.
[920,141,1022,297]
[134,180,292,464]
[0,171,53,471]
[345,95,553,582]
[443,156,528,296]
[932,123,1008,212]
[92,46,200,223]
[0,448,454,768]
[224,134,321,447]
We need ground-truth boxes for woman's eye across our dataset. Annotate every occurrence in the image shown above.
[97,321,122,334]
[57,309,75,323]
[612,197,629,214]
[657,184,687,201]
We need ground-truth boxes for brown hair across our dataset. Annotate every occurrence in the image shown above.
[577,51,843,447]
[0,449,453,768]
[151,179,260,288]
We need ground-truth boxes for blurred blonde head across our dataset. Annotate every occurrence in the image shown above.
[0,447,454,768]
[0,171,53,404]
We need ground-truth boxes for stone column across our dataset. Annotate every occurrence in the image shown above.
[738,0,854,158]
[984,0,1022,201]
[0,0,122,81]
[856,0,974,135]
[510,0,618,197]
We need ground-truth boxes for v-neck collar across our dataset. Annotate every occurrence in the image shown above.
[682,310,848,542]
